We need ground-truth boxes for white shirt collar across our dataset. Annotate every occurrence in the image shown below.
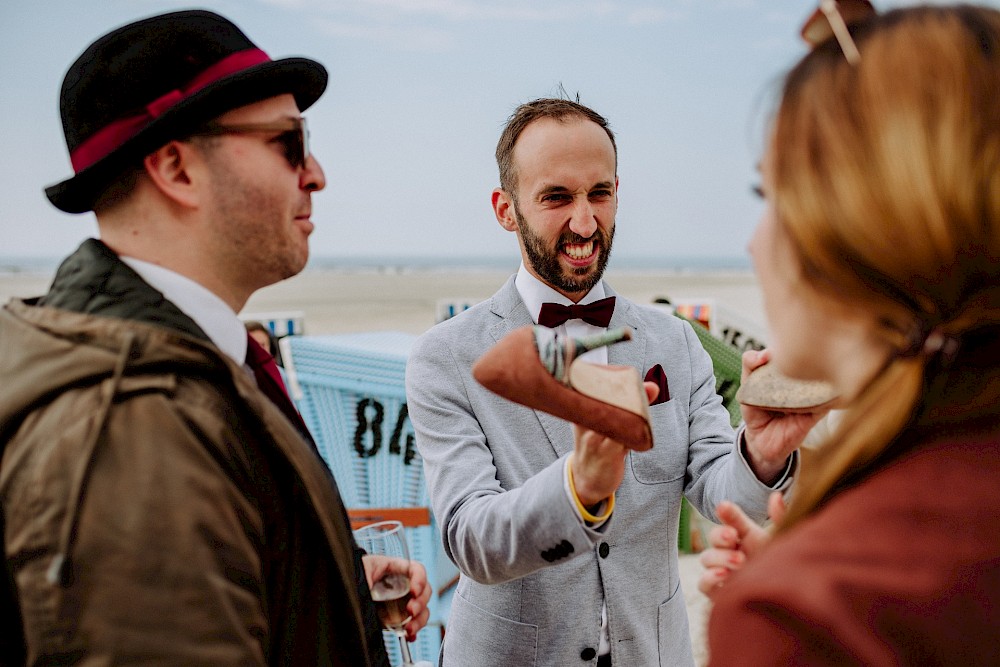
[119,257,248,364]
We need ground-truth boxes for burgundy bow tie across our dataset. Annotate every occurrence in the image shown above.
[537,296,616,328]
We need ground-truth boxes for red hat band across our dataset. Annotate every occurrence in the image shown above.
[70,48,270,173]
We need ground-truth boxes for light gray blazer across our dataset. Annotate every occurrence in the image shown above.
[406,278,780,667]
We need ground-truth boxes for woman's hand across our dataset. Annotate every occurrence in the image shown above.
[697,492,785,598]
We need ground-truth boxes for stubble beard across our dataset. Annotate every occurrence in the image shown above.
[514,202,614,295]
[208,161,307,289]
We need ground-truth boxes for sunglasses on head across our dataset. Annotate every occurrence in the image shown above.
[801,0,876,65]
[190,116,310,169]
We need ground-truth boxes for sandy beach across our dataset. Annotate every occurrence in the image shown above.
[2,263,760,665]
[0,263,768,344]
[243,265,768,341]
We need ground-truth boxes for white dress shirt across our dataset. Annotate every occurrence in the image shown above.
[120,256,247,364]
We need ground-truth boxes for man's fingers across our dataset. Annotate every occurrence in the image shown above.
[740,348,771,378]
[643,380,659,405]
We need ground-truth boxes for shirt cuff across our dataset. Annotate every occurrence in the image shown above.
[736,424,798,491]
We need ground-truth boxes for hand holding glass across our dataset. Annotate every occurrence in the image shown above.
[353,520,418,667]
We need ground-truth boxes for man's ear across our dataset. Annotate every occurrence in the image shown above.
[143,140,202,209]
[492,187,518,232]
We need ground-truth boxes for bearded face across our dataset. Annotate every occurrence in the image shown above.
[515,202,615,295]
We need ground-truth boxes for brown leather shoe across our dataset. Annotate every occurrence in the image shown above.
[472,326,653,451]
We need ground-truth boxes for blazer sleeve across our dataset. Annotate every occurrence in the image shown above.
[674,317,777,525]
[405,326,604,585]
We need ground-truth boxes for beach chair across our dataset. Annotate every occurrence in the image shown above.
[671,299,715,334]
[434,297,480,323]
[652,302,746,429]
[280,332,457,664]
[713,302,767,353]
[240,309,306,337]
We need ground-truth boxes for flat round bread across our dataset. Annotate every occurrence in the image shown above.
[736,363,840,412]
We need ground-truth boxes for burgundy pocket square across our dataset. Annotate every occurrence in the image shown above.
[644,364,670,405]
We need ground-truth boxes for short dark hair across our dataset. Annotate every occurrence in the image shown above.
[92,164,143,214]
[495,98,617,200]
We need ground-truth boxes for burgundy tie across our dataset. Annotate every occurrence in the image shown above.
[245,333,310,435]
[537,296,616,328]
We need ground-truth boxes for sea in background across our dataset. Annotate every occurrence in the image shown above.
[0,256,65,276]
[305,254,753,274]
[0,253,752,277]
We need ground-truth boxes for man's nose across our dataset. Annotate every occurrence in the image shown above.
[301,153,326,192]
[568,199,598,238]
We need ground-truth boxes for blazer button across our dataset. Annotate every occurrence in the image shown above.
[599,542,610,558]
[580,647,597,661]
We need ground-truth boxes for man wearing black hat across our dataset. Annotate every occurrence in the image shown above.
[0,10,428,666]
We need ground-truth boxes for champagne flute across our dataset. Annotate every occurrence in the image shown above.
[353,520,417,667]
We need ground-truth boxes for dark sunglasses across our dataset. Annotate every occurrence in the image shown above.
[801,0,876,65]
[190,117,310,169]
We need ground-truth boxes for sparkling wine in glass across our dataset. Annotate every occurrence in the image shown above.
[353,520,417,667]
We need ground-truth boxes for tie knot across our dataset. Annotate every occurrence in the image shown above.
[537,296,616,328]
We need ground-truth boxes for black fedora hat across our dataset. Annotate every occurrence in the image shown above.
[45,10,328,213]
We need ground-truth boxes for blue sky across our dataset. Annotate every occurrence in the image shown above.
[2,0,994,265]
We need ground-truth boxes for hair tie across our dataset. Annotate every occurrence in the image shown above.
[898,322,960,364]
[922,329,960,363]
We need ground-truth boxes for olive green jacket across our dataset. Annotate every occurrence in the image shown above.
[0,239,386,666]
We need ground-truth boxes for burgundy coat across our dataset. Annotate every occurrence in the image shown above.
[708,435,1000,666]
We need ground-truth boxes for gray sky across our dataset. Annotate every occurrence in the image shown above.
[2,0,991,265]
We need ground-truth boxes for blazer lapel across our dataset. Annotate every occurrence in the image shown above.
[537,409,574,458]
[607,286,647,371]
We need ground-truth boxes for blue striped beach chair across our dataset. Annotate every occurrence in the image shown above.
[281,332,457,664]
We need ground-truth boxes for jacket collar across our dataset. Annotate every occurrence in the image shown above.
[37,238,209,342]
